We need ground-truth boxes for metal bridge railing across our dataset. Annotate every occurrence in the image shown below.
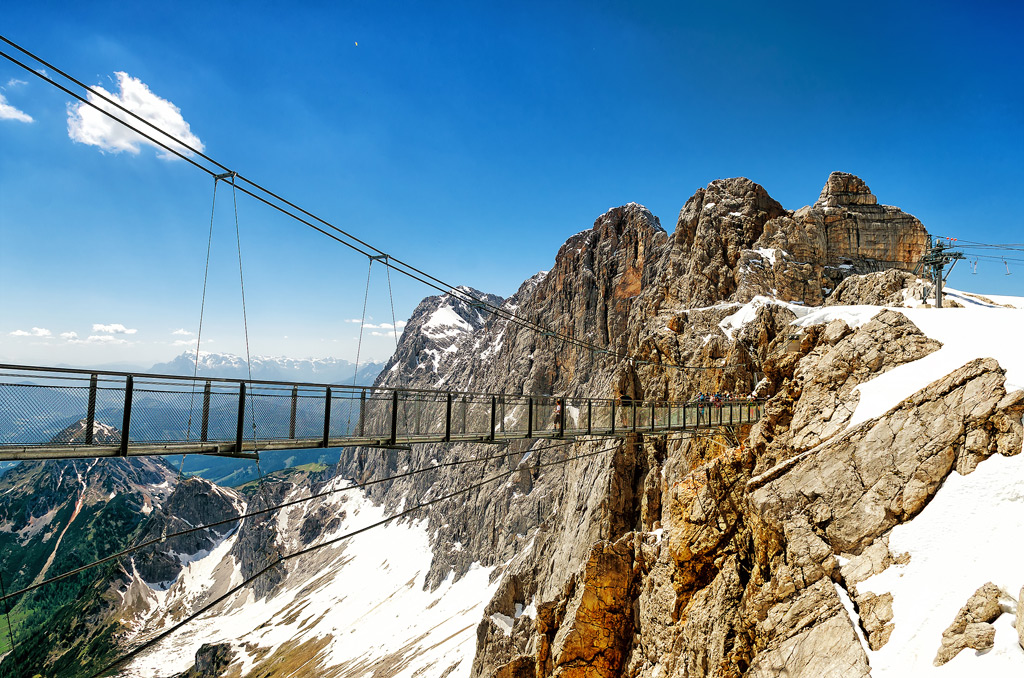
[0,364,764,460]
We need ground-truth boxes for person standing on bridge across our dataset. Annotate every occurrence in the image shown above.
[553,399,563,429]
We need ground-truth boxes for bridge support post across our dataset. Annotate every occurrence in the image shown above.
[558,398,564,438]
[611,399,615,434]
[650,402,655,432]
[359,390,366,437]
[322,387,332,448]
[389,390,399,446]
[235,381,246,454]
[201,381,211,442]
[490,395,496,442]
[85,374,97,445]
[632,401,637,433]
[527,397,533,438]
[587,401,592,435]
[119,375,133,456]
[289,386,298,439]
[444,392,452,442]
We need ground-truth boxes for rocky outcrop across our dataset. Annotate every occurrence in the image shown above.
[661,178,788,308]
[934,583,1003,665]
[750,356,1023,554]
[174,642,236,677]
[825,268,918,306]
[737,172,929,305]
[774,310,941,454]
[544,538,635,677]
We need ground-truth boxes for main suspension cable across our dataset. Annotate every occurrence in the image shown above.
[0,38,734,372]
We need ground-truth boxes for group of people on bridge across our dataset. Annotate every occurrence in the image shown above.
[691,391,756,407]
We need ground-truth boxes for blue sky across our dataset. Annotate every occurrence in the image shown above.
[1,1,1022,368]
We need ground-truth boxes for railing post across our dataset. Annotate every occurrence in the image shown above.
[415,396,422,435]
[462,396,467,434]
[444,392,452,442]
[611,399,616,434]
[289,386,298,439]
[323,387,333,448]
[359,390,367,437]
[650,402,656,432]
[527,397,533,438]
[632,401,637,433]
[85,374,97,445]
[119,375,133,456]
[235,381,246,454]
[389,390,399,446]
[558,398,564,438]
[587,400,592,435]
[490,395,497,441]
[730,401,734,426]
[201,381,211,442]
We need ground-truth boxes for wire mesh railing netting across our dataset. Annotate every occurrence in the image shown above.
[0,366,763,451]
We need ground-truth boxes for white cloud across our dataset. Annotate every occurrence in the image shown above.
[171,328,193,336]
[68,334,129,345]
[9,327,51,337]
[67,71,203,159]
[348,320,407,330]
[173,338,212,346]
[60,331,79,340]
[0,93,32,123]
[93,323,137,334]
[5,79,28,88]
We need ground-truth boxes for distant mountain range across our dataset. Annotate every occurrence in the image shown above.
[150,351,384,385]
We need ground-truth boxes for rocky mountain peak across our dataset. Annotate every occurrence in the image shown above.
[816,171,878,207]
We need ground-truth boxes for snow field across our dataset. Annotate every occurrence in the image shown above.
[125,483,499,677]
[859,451,1024,676]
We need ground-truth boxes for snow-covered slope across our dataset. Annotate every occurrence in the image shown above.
[122,478,501,677]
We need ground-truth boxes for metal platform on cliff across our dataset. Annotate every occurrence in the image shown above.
[0,364,764,461]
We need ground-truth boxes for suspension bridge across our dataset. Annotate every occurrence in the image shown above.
[0,363,764,462]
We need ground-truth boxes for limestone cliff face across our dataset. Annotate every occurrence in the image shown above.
[738,172,929,305]
[329,172,1012,678]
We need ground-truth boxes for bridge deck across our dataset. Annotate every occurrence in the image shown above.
[0,364,763,461]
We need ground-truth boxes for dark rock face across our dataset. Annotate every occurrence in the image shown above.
[132,477,243,586]
[173,642,236,678]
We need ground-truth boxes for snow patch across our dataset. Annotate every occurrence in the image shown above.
[490,612,514,636]
[753,247,779,266]
[719,296,814,340]
[859,451,1024,676]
